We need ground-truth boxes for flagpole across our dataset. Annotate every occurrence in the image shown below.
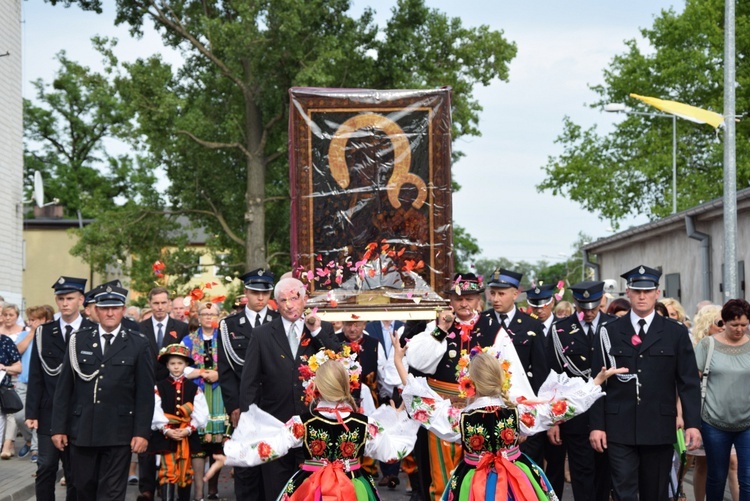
[672,114,677,214]
[723,0,738,300]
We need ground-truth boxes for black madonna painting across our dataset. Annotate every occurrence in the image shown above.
[289,87,453,309]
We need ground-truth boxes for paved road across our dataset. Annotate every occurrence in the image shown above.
[0,440,732,501]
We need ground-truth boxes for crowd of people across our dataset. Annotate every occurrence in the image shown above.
[0,263,747,501]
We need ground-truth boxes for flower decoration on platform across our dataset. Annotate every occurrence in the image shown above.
[152,260,166,277]
[455,347,512,399]
[298,345,362,404]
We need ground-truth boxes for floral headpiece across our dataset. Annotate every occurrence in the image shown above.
[298,345,362,404]
[456,346,512,398]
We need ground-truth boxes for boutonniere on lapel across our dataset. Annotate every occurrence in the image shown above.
[300,331,311,347]
[169,330,177,339]
[349,341,361,353]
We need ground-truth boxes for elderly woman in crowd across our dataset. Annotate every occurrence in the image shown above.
[181,302,226,501]
[694,299,750,501]
[0,324,22,459]
[0,304,28,459]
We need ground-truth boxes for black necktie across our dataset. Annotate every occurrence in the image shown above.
[638,319,647,338]
[103,333,114,355]
[64,325,73,343]
[157,323,164,347]
[585,322,592,337]
[255,315,262,328]
[499,313,509,331]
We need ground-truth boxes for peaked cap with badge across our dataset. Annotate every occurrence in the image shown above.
[621,265,661,290]
[487,268,523,289]
[526,283,556,307]
[52,276,87,295]
[240,268,275,292]
[570,281,605,310]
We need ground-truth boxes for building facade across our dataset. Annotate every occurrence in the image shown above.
[0,0,24,307]
[584,188,750,319]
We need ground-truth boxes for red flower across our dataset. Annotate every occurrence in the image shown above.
[169,330,177,338]
[500,428,516,445]
[310,439,326,456]
[257,442,272,460]
[300,337,310,347]
[298,365,315,380]
[292,422,304,439]
[468,434,485,451]
[520,412,536,428]
[211,295,226,304]
[349,341,360,353]
[340,441,356,458]
[551,400,568,416]
[210,320,219,329]
[458,378,475,397]
[421,397,435,406]
[189,288,204,301]
[412,409,429,423]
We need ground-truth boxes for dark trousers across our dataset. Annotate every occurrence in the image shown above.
[160,482,192,501]
[138,451,157,495]
[608,442,674,501]
[260,447,304,500]
[70,443,132,501]
[543,438,566,498]
[520,431,546,465]
[234,465,265,501]
[552,430,610,501]
[412,426,432,500]
[36,433,76,501]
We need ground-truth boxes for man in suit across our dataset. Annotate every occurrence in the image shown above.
[474,268,548,464]
[547,281,616,501]
[51,285,155,501]
[239,277,340,500]
[217,268,278,501]
[589,265,701,501]
[137,286,190,501]
[25,276,93,501]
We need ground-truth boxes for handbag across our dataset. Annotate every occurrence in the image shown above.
[0,386,23,414]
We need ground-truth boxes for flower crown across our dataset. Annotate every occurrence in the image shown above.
[456,346,512,398]
[298,345,362,404]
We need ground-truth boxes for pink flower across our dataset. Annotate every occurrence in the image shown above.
[413,409,429,422]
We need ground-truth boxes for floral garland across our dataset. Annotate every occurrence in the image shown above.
[456,346,512,399]
[298,344,362,404]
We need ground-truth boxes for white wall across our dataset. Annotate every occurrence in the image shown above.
[0,0,25,307]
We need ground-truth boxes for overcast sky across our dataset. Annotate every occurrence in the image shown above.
[21,0,683,266]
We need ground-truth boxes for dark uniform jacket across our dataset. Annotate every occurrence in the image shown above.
[589,313,701,445]
[26,317,96,436]
[139,317,190,382]
[239,317,340,422]
[547,312,616,434]
[475,308,549,393]
[51,324,155,447]
[217,308,279,415]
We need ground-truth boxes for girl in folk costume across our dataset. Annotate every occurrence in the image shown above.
[150,344,208,501]
[205,349,419,500]
[180,302,227,500]
[393,332,627,501]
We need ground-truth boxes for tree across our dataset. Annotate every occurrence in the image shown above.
[538,0,750,228]
[46,0,517,275]
[23,51,144,218]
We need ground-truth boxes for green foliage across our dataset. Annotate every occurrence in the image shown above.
[43,0,517,283]
[538,0,750,228]
[452,224,481,273]
[23,52,141,218]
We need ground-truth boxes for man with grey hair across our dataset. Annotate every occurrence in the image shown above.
[239,277,340,500]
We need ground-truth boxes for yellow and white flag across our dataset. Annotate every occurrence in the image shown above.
[630,93,725,129]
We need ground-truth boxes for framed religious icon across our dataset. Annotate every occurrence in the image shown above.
[289,87,453,318]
